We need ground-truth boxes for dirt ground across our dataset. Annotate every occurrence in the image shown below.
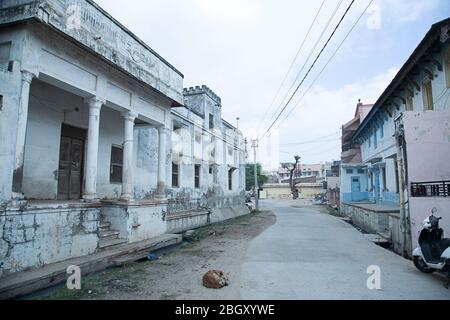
[32,210,276,300]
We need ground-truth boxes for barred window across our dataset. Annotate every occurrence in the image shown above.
[194,164,201,189]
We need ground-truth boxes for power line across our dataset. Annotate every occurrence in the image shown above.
[276,0,374,129]
[279,138,340,150]
[260,0,356,141]
[281,139,341,156]
[280,138,341,155]
[261,0,344,135]
[256,0,326,136]
[279,131,340,146]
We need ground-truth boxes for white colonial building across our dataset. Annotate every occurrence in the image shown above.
[0,0,247,285]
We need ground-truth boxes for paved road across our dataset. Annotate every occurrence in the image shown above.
[240,200,450,299]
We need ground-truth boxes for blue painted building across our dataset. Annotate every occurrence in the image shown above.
[340,101,373,203]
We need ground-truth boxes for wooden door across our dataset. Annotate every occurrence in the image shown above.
[69,138,83,199]
[58,125,86,200]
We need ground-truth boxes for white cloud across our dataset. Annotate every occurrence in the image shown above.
[194,0,262,23]
[377,0,443,23]
[251,67,399,166]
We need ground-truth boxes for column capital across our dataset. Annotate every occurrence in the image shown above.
[85,97,105,110]
[157,126,170,135]
[121,111,138,122]
[21,70,36,84]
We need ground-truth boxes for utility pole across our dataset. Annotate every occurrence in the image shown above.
[395,116,411,258]
[252,139,259,211]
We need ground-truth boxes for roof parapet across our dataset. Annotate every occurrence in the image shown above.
[183,85,222,105]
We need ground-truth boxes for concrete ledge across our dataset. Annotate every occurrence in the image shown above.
[341,202,397,235]
[3,200,102,214]
[341,202,400,213]
[210,205,250,224]
[100,199,168,207]
[0,233,182,300]
[165,210,210,221]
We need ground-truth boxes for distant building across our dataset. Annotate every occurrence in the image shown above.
[329,160,341,177]
[325,160,341,207]
[269,162,332,184]
[298,163,323,178]
[339,101,373,203]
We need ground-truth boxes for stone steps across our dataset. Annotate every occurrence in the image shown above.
[98,218,124,250]
[98,221,111,231]
[99,229,120,240]
[98,237,127,249]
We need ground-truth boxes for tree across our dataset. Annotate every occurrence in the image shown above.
[245,163,268,191]
[283,155,301,199]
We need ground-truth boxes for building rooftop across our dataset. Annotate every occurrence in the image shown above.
[0,0,184,105]
[353,17,450,141]
[183,85,222,105]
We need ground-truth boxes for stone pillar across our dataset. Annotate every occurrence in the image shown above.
[82,97,104,200]
[120,111,137,201]
[156,126,168,198]
[12,70,36,200]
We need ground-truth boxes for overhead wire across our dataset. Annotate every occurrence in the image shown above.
[256,0,326,136]
[260,0,357,141]
[261,0,345,136]
[276,0,375,130]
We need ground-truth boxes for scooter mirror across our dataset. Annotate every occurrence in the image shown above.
[431,207,437,215]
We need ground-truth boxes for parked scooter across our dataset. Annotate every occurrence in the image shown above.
[412,207,450,288]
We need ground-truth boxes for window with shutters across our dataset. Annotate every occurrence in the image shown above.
[194,164,200,188]
[172,163,179,187]
[110,145,123,183]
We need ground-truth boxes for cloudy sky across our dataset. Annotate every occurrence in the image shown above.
[96,0,450,169]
